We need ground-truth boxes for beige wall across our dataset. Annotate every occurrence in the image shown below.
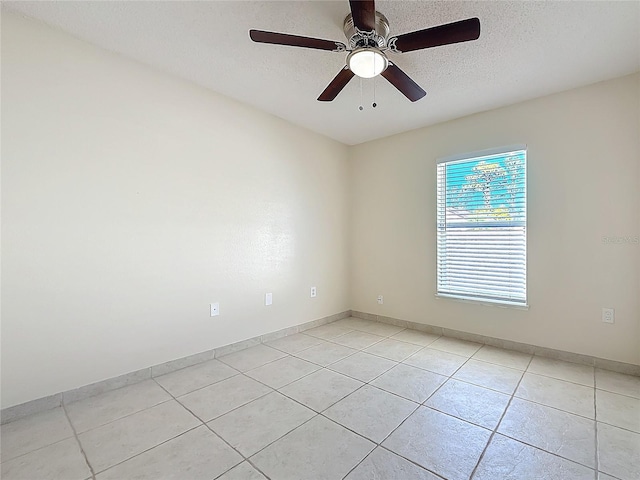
[3,12,639,410]
[350,73,640,366]
[1,13,350,408]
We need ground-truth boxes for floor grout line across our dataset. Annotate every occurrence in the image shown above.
[152,378,274,480]
[0,433,76,465]
[351,340,483,477]
[521,369,597,389]
[593,420,640,435]
[339,448,379,480]
[159,372,243,399]
[375,446,450,480]
[487,432,600,471]
[216,348,289,373]
[262,336,332,356]
[292,347,362,368]
[92,423,203,476]
[64,398,175,436]
[487,388,595,421]
[593,386,640,400]
[174,380,275,427]
[468,353,535,479]
[70,384,206,476]
[335,344,483,480]
[61,402,97,480]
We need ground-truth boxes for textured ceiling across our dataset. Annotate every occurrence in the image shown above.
[4,1,640,145]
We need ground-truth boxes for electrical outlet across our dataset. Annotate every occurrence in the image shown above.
[602,308,614,324]
[265,292,273,306]
[210,302,219,317]
[377,295,384,305]
[310,287,317,298]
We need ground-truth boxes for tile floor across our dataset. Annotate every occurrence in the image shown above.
[1,317,639,480]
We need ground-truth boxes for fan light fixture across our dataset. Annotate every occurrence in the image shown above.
[347,48,388,78]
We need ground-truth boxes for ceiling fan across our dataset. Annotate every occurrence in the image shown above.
[249,0,480,102]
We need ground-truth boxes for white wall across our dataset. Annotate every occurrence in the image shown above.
[1,12,350,408]
[350,73,640,366]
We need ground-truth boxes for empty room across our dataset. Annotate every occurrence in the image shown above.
[1,1,639,479]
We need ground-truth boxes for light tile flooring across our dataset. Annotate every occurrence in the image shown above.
[2,317,639,480]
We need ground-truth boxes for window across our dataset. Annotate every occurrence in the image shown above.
[436,146,527,306]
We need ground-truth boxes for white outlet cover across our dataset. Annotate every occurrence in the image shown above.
[265,293,273,306]
[602,308,614,324]
[210,302,219,317]
[377,295,384,305]
[311,287,317,298]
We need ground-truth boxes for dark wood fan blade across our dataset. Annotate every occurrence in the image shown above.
[391,17,480,53]
[381,63,426,102]
[249,30,346,51]
[318,67,355,101]
[349,0,376,31]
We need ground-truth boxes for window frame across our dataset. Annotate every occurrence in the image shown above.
[435,145,528,308]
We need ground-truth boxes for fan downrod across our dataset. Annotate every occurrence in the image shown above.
[343,11,390,49]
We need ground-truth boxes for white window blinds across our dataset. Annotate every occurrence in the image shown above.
[436,147,527,306]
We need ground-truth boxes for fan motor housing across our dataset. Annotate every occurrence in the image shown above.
[343,11,390,49]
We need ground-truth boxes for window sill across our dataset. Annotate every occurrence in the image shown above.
[435,293,529,310]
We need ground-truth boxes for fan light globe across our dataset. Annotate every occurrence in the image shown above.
[347,48,388,78]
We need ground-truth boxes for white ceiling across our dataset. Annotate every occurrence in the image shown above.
[5,1,640,145]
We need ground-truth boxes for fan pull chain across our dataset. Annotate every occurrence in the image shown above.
[372,76,377,108]
[359,77,363,111]
[372,54,377,108]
